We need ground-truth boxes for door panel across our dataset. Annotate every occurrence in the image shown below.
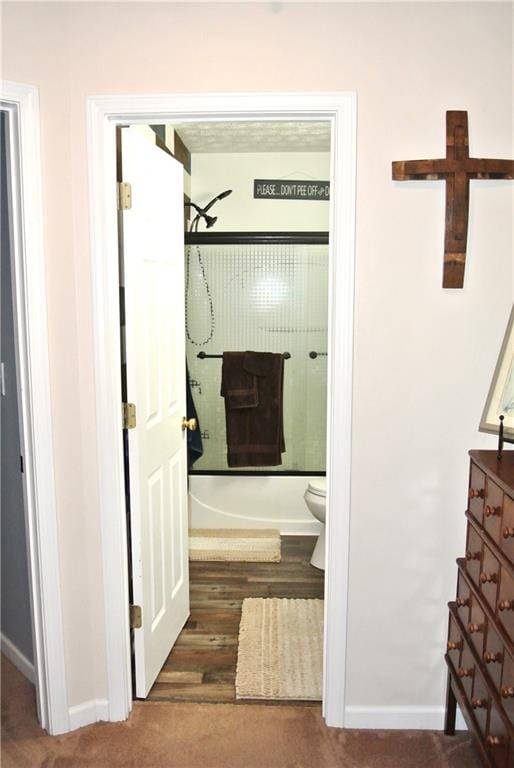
[121,126,189,698]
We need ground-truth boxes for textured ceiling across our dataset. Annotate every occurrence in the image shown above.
[174,121,331,153]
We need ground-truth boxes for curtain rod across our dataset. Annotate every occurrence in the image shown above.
[185,231,329,246]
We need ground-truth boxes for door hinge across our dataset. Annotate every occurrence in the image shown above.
[129,604,142,629]
[117,181,132,210]
[122,402,137,429]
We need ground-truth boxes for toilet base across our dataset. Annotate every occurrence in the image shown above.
[310,527,325,570]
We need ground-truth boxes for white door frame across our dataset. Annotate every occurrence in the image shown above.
[87,92,356,728]
[0,82,68,734]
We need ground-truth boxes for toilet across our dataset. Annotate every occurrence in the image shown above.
[303,477,326,570]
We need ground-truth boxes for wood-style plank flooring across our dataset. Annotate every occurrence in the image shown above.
[146,535,324,705]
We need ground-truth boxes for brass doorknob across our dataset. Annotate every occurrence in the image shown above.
[182,417,197,432]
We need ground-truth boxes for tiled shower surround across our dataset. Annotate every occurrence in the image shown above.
[186,242,328,472]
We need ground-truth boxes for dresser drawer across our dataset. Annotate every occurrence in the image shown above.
[501,495,514,566]
[498,567,514,639]
[469,463,486,525]
[447,615,463,667]
[466,525,484,588]
[482,623,505,691]
[468,597,487,657]
[480,544,500,612]
[456,572,472,625]
[471,663,492,738]
[486,702,511,768]
[500,650,514,722]
[458,640,476,699]
[484,479,504,546]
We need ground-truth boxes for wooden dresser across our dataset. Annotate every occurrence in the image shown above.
[445,450,514,767]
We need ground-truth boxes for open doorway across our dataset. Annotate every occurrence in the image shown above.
[88,91,355,728]
[0,83,67,735]
[0,108,35,685]
[118,120,331,705]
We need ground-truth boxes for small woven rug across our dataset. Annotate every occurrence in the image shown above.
[236,597,323,700]
[189,529,281,562]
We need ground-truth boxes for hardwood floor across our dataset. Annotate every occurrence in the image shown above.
[146,535,324,705]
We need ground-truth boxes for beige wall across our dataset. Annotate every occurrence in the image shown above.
[191,151,330,230]
[2,2,512,715]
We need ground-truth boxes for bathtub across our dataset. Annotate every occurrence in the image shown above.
[188,475,323,535]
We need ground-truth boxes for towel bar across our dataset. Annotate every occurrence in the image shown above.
[197,351,291,360]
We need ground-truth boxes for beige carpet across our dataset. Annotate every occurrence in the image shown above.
[236,598,323,700]
[1,655,481,768]
[189,529,281,562]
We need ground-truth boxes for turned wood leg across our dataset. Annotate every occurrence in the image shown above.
[444,673,457,735]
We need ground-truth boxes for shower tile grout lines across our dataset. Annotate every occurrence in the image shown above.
[145,536,324,706]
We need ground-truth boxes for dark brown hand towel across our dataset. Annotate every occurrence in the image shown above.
[220,352,259,409]
[221,351,285,468]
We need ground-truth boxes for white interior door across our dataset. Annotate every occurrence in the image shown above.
[121,126,189,698]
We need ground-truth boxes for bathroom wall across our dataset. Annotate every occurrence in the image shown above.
[2,1,512,726]
[190,151,330,231]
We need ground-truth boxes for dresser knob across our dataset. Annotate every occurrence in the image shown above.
[486,735,502,747]
[485,505,501,518]
[500,686,514,699]
[483,651,502,664]
[479,572,497,584]
[456,597,470,608]
[447,640,462,651]
[502,527,514,539]
[468,623,484,634]
[471,697,487,709]
[465,551,481,561]
[457,666,474,678]
[498,600,514,611]
[469,488,485,500]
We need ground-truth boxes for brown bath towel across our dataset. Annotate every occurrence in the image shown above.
[221,351,285,467]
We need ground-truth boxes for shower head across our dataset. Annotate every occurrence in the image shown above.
[185,189,232,232]
[203,189,232,213]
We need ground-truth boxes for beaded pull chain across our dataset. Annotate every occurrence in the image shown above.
[185,244,215,346]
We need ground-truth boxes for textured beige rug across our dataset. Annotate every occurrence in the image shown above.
[189,529,281,562]
[236,597,323,700]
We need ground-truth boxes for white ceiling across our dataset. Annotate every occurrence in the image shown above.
[174,121,331,153]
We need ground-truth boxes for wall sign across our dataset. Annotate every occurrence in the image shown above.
[254,179,330,201]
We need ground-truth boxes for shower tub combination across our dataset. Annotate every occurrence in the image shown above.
[185,231,328,535]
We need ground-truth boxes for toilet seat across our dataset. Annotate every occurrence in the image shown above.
[307,477,326,497]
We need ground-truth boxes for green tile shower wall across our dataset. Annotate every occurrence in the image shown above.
[186,243,328,472]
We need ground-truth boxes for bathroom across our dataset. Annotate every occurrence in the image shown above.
[123,120,331,704]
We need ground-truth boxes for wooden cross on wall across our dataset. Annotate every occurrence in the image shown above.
[392,111,514,288]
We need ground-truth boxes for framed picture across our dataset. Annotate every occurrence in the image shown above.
[480,305,514,439]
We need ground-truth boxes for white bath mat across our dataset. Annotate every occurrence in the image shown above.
[189,529,281,562]
[236,597,323,700]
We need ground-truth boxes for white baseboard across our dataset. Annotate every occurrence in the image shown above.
[68,699,110,730]
[1,632,35,684]
[344,705,467,731]
[66,701,467,733]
